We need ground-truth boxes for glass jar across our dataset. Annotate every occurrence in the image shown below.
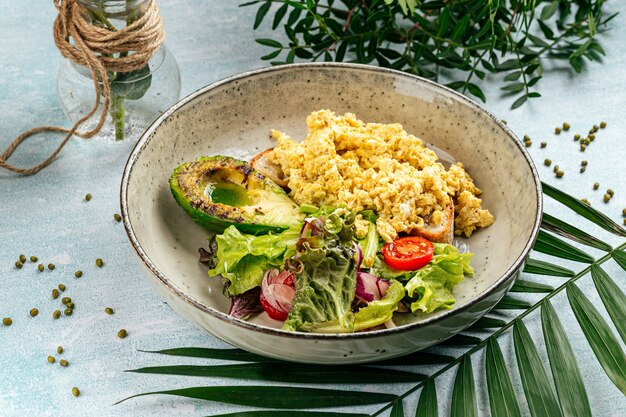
[56,0,181,141]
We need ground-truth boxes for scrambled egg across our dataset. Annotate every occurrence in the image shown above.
[269,110,493,242]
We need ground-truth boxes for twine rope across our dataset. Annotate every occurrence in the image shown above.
[0,0,164,175]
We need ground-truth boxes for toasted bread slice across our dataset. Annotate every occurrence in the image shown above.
[250,148,289,189]
[413,195,454,244]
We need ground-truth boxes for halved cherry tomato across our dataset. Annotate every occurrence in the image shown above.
[260,292,289,321]
[382,236,434,271]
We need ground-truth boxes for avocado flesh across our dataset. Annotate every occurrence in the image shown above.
[170,156,303,235]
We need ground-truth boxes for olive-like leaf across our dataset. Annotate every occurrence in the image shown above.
[567,283,626,395]
[510,279,554,293]
[254,1,271,29]
[541,300,592,417]
[116,386,397,408]
[416,379,438,417]
[541,212,613,251]
[126,363,425,384]
[542,182,626,237]
[511,94,527,110]
[450,355,477,417]
[513,321,563,417]
[523,258,575,277]
[590,265,626,345]
[485,338,522,417]
[533,230,595,263]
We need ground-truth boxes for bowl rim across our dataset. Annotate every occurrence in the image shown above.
[120,62,543,340]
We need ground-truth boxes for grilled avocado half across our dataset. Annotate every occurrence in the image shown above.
[170,156,303,235]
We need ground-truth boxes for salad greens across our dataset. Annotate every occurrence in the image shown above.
[283,216,358,332]
[209,226,299,295]
[405,244,473,314]
[203,207,474,333]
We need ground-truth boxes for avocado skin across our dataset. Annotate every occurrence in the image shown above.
[169,156,301,235]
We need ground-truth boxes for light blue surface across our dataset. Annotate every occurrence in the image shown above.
[1,1,625,416]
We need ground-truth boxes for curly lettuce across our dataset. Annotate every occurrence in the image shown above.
[405,243,473,314]
[209,226,299,295]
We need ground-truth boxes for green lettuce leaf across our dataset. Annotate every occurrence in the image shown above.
[209,226,299,295]
[283,220,358,332]
[301,280,406,333]
[405,243,473,314]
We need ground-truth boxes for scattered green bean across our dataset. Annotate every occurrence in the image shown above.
[2,318,12,326]
[15,261,23,269]
[581,160,588,166]
[72,387,80,397]
[52,310,61,319]
[607,189,614,197]
[19,255,26,263]
[47,356,55,363]
[574,134,581,140]
[622,208,626,216]
[114,213,122,222]
[544,159,552,166]
[95,258,103,268]
[85,194,92,202]
[594,182,600,190]
[556,170,564,178]
[38,264,44,272]
[604,193,611,203]
[52,289,59,299]
[563,122,570,131]
[555,127,561,134]
[74,271,83,278]
[48,263,55,271]
[64,309,73,316]
[540,141,547,148]
[61,297,71,305]
[117,329,128,339]
[58,284,66,292]
[581,198,591,206]
[105,307,114,315]
[57,346,64,354]
[59,359,69,367]
[600,121,607,128]
[30,256,38,262]
[29,308,39,317]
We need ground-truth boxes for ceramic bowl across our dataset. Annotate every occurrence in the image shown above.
[121,63,542,364]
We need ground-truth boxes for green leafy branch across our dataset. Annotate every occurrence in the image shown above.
[243,0,616,109]
[117,183,626,416]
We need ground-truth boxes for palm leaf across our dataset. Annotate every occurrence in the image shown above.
[450,356,477,417]
[534,230,595,263]
[126,363,425,383]
[513,320,563,417]
[494,295,531,310]
[116,386,397,408]
[541,212,613,251]
[206,412,369,417]
[415,379,438,417]
[390,399,405,417]
[541,300,592,417]
[567,282,626,395]
[523,258,574,277]
[590,264,626,344]
[542,182,626,237]
[612,249,626,270]
[469,316,506,329]
[510,279,554,293]
[485,338,522,417]
[121,187,626,416]
[139,348,271,362]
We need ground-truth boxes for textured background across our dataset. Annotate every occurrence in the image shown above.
[0,1,625,416]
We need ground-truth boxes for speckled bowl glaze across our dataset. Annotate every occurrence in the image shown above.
[121,63,542,364]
